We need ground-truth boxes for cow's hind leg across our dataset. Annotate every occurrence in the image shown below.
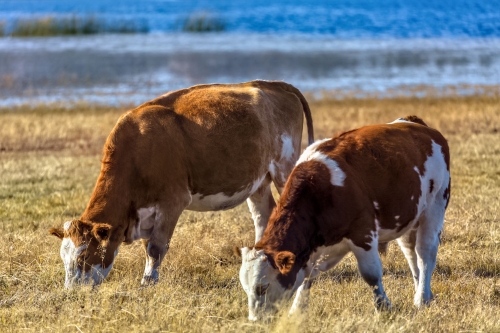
[397,229,420,291]
[349,237,391,309]
[141,196,189,285]
[246,178,275,242]
[414,202,445,307]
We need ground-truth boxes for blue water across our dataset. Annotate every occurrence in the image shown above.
[1,0,500,38]
[0,1,499,105]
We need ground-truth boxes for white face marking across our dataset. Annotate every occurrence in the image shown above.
[373,201,380,210]
[239,248,290,321]
[188,175,266,211]
[280,134,295,161]
[395,215,400,220]
[60,237,87,288]
[297,141,346,186]
[61,235,118,288]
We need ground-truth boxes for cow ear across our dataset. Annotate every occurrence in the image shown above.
[274,251,295,275]
[92,223,112,244]
[48,227,64,240]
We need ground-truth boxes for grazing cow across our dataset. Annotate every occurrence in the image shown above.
[236,116,450,321]
[48,80,314,288]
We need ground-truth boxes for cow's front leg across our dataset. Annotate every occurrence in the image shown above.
[289,279,313,316]
[141,238,166,284]
[140,197,188,285]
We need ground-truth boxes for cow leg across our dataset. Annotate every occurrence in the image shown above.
[246,180,275,242]
[289,278,314,315]
[289,241,350,316]
[413,203,445,307]
[349,238,391,309]
[397,229,420,291]
[141,197,189,285]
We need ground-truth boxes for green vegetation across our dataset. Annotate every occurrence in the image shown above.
[181,12,226,32]
[0,95,499,331]
[9,16,148,37]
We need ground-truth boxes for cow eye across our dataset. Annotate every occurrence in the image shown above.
[255,283,269,296]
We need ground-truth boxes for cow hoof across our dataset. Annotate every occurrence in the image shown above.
[375,298,392,311]
[141,275,158,286]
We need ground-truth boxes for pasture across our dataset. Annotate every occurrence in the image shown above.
[1,94,499,332]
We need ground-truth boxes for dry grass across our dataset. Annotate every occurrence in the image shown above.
[1,94,499,332]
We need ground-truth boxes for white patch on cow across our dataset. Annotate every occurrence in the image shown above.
[63,221,72,231]
[411,195,415,201]
[60,236,86,288]
[388,118,413,124]
[296,139,346,186]
[269,162,276,180]
[130,206,158,241]
[395,215,400,220]
[296,138,330,165]
[188,175,266,211]
[373,201,380,210]
[280,134,295,161]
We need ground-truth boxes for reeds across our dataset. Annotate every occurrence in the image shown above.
[8,15,148,37]
[181,12,226,33]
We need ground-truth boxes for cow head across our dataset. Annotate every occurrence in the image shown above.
[49,220,118,288]
[236,247,304,321]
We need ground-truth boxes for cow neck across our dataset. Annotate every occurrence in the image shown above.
[257,203,318,269]
[80,157,133,231]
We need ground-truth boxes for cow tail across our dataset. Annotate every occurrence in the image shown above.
[281,83,315,146]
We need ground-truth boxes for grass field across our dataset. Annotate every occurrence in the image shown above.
[1,95,499,332]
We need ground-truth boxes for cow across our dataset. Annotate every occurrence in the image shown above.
[236,116,450,321]
[48,80,314,288]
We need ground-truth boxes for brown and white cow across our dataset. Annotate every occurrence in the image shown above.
[237,116,450,321]
[48,80,314,288]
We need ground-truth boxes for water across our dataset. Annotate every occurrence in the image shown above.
[0,1,499,105]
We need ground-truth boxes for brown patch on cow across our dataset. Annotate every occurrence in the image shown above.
[256,117,450,289]
[429,179,435,193]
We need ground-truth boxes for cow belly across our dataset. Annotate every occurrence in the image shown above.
[187,175,266,212]
[187,190,252,211]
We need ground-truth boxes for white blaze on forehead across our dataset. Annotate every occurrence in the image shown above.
[373,201,380,210]
[297,139,346,187]
[280,134,295,161]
